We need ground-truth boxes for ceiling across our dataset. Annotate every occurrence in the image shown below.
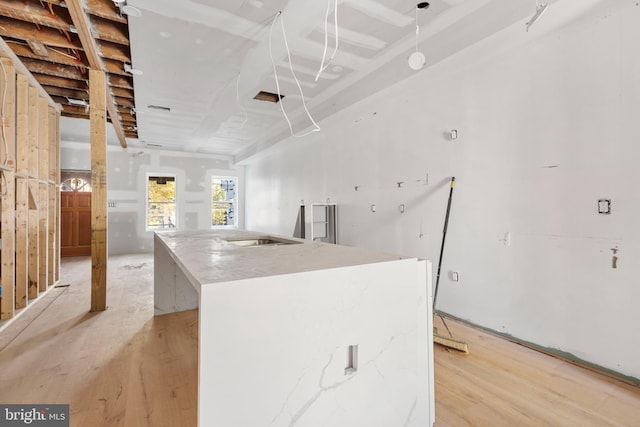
[0,0,138,143]
[1,0,599,161]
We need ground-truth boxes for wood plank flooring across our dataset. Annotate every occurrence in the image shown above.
[0,254,638,426]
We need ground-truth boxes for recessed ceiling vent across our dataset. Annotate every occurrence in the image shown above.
[254,91,284,103]
[148,105,171,112]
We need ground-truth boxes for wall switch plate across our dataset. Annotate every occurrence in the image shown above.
[598,199,611,214]
[108,201,117,208]
[451,272,460,282]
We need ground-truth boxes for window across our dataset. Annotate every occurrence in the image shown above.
[147,175,176,230]
[61,177,91,192]
[212,177,237,227]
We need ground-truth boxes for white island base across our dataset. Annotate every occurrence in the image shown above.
[154,230,435,427]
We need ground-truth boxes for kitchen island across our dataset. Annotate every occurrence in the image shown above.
[154,229,434,427]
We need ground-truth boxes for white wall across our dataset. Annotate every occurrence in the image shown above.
[243,0,640,381]
[60,144,244,255]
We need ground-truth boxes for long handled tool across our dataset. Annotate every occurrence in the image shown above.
[432,177,469,353]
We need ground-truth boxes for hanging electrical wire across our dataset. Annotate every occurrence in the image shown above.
[269,11,320,138]
[314,0,339,82]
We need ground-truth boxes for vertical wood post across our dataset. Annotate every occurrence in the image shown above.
[90,69,107,312]
[0,58,16,320]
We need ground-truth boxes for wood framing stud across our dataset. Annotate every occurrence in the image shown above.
[38,98,49,292]
[0,57,16,320]
[15,74,29,308]
[27,86,40,299]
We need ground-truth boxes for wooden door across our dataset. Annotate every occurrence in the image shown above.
[61,192,92,257]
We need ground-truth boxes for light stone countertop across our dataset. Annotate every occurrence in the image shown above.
[154,229,402,288]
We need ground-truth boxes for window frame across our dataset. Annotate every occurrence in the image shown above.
[211,175,238,229]
[146,173,178,231]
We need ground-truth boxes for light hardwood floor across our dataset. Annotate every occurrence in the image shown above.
[0,254,638,426]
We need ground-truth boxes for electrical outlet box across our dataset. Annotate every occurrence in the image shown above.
[598,199,610,214]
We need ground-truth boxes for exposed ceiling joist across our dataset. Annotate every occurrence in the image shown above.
[33,73,88,90]
[85,0,127,24]
[0,37,59,109]
[66,0,127,148]
[108,74,133,90]
[43,85,89,101]
[21,56,87,80]
[9,40,85,68]
[0,16,82,50]
[0,0,71,32]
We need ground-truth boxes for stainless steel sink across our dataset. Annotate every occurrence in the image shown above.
[224,237,301,247]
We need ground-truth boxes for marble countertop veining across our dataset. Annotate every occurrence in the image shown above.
[154,229,402,288]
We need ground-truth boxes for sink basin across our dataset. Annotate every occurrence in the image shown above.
[224,237,301,247]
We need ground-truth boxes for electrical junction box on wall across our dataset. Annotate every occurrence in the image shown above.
[598,199,611,214]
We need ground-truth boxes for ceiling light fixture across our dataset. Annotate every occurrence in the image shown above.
[124,63,143,75]
[408,2,429,71]
[526,2,549,32]
[122,5,142,17]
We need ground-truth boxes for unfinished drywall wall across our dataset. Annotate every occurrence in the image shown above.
[243,0,640,381]
[60,143,244,255]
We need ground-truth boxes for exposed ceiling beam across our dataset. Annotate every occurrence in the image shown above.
[42,85,89,101]
[33,73,89,90]
[66,0,127,148]
[108,74,133,90]
[9,41,85,68]
[115,97,134,108]
[26,39,49,57]
[0,0,72,32]
[105,58,129,76]
[85,0,127,24]
[21,56,87,80]
[101,41,131,63]
[111,87,134,99]
[0,36,60,110]
[0,16,82,50]
[93,18,129,46]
